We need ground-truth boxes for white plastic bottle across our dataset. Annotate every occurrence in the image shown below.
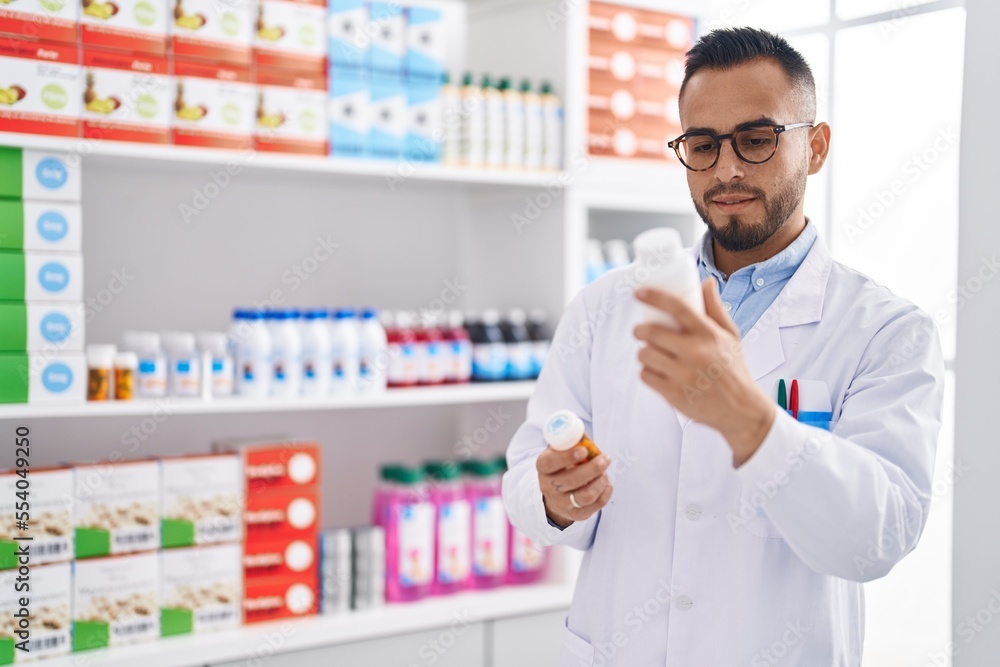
[500,77,524,170]
[522,79,543,170]
[483,75,505,169]
[330,308,361,397]
[441,73,462,166]
[461,72,485,167]
[632,227,705,328]
[358,308,388,394]
[235,310,272,398]
[269,309,303,398]
[197,331,234,397]
[123,331,168,399]
[301,308,332,397]
[162,331,202,397]
[540,81,563,171]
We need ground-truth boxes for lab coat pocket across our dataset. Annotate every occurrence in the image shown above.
[559,621,595,667]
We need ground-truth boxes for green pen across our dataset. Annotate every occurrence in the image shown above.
[777,379,787,410]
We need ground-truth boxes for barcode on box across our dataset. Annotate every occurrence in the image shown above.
[33,540,70,560]
[111,619,156,639]
[196,607,237,627]
[197,519,239,543]
[113,528,158,552]
[28,633,68,654]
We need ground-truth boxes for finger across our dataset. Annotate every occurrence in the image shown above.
[536,445,588,475]
[702,278,740,337]
[634,322,684,356]
[568,473,611,507]
[637,345,683,381]
[640,367,682,404]
[548,453,611,494]
[635,287,710,335]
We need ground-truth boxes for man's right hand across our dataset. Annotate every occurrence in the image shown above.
[536,446,613,529]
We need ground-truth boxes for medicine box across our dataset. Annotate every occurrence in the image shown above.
[169,0,254,65]
[254,67,328,155]
[173,59,256,150]
[72,460,160,558]
[254,0,327,72]
[0,0,79,44]
[223,440,319,492]
[72,553,160,651]
[160,454,242,548]
[80,0,168,56]
[0,302,84,353]
[161,544,242,636]
[243,573,317,624]
[0,39,82,139]
[327,0,367,76]
[244,488,319,544]
[405,83,441,163]
[0,468,74,569]
[0,201,82,253]
[0,563,72,663]
[0,149,81,202]
[82,47,172,144]
[328,70,369,158]
[244,535,318,580]
[0,353,85,405]
[368,1,405,83]
[368,79,405,160]
[406,3,445,87]
[0,251,83,302]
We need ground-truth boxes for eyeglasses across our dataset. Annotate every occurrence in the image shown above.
[667,122,814,172]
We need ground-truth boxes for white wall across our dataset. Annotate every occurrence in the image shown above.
[954,0,1000,664]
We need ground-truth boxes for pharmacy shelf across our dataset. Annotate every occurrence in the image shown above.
[0,132,565,189]
[33,584,574,667]
[0,381,536,420]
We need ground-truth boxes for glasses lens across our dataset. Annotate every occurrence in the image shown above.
[733,126,778,163]
[678,133,719,170]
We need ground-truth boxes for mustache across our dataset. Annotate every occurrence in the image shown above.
[703,184,766,205]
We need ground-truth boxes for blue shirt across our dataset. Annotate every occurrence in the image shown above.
[697,221,818,338]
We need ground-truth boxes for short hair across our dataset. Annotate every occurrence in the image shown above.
[680,27,817,121]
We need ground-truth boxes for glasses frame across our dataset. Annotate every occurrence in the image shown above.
[667,122,815,171]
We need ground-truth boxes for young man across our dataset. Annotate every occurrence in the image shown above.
[502,27,945,666]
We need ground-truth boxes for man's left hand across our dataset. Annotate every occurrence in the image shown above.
[633,278,776,466]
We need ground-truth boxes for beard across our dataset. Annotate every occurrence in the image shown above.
[693,169,807,253]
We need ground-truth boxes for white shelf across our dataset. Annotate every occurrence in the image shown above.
[0,132,565,189]
[0,382,536,420]
[33,584,573,667]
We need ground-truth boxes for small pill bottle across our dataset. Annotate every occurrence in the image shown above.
[543,410,602,460]
[86,344,116,401]
[114,351,137,401]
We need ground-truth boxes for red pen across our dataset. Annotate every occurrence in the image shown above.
[790,379,799,420]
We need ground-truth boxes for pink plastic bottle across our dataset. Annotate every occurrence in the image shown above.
[372,463,403,527]
[387,311,419,388]
[385,466,435,602]
[464,459,508,589]
[442,310,473,384]
[493,455,548,585]
[426,461,471,595]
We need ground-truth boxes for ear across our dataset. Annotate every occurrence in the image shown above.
[807,122,831,175]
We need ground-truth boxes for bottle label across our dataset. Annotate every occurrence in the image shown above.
[472,343,507,381]
[437,500,471,583]
[472,496,508,576]
[511,528,545,573]
[506,342,534,380]
[531,341,549,376]
[137,357,167,397]
[387,342,419,385]
[173,358,200,396]
[451,340,472,382]
[398,502,434,587]
[423,340,445,384]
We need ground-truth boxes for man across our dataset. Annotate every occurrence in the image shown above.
[502,27,945,666]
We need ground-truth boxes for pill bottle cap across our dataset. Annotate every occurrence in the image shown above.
[425,461,461,481]
[197,331,228,356]
[114,351,138,369]
[543,410,586,451]
[86,344,117,368]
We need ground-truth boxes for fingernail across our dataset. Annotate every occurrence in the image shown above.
[574,448,587,461]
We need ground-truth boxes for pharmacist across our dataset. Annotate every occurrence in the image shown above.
[503,27,944,666]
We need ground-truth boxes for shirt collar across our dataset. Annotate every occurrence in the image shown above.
[697,220,818,291]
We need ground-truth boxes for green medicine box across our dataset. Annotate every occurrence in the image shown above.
[0,302,85,352]
[0,147,81,202]
[0,199,82,253]
[0,251,83,302]
[0,352,85,404]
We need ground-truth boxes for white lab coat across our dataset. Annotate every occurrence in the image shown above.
[502,234,944,666]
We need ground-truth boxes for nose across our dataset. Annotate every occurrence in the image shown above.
[713,139,745,184]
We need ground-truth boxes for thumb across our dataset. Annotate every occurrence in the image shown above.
[702,278,739,337]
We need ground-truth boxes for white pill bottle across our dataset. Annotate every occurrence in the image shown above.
[632,228,705,328]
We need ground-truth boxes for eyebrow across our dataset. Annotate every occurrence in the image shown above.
[683,116,779,134]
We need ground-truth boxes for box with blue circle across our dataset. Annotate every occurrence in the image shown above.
[0,352,85,404]
[0,251,83,302]
[0,148,81,202]
[0,200,82,252]
[0,302,84,352]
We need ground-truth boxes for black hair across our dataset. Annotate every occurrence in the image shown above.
[680,27,817,120]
